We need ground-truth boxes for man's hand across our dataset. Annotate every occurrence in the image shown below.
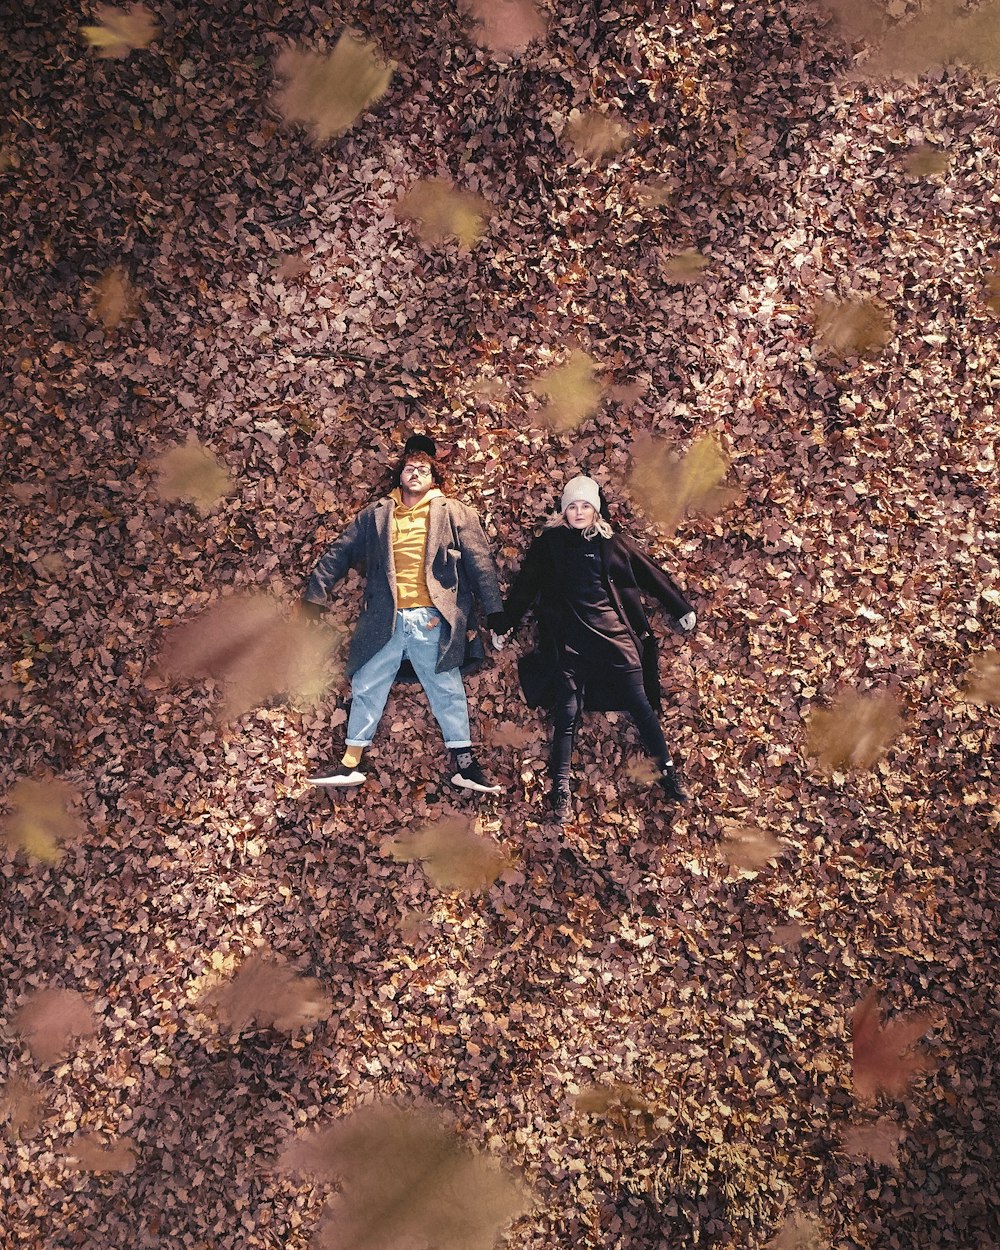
[678,611,697,632]
[487,611,510,652]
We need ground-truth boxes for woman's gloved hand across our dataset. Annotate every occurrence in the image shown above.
[678,611,697,632]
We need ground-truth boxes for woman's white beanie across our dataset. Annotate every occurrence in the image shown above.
[560,475,602,514]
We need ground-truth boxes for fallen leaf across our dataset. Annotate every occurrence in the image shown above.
[154,440,233,514]
[383,816,510,892]
[660,249,710,284]
[625,757,661,785]
[962,650,1000,703]
[280,1103,529,1250]
[274,34,395,143]
[851,987,935,1101]
[92,267,137,330]
[575,1082,660,1138]
[205,955,333,1032]
[984,270,1000,317]
[562,109,632,161]
[64,1134,137,1173]
[491,721,539,749]
[156,595,337,721]
[530,350,602,431]
[806,690,904,771]
[461,0,545,53]
[0,1076,47,1139]
[395,179,494,249]
[767,1211,826,1250]
[718,824,784,872]
[628,433,738,534]
[2,776,82,864]
[839,1117,905,1166]
[859,0,1000,80]
[13,989,97,1065]
[901,143,950,176]
[813,298,893,358]
[80,4,158,58]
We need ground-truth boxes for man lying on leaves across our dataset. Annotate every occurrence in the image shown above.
[301,432,507,794]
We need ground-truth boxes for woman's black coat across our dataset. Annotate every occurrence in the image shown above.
[503,527,695,713]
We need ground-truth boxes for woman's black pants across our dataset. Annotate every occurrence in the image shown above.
[549,670,670,785]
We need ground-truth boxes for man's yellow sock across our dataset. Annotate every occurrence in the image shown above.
[341,746,363,769]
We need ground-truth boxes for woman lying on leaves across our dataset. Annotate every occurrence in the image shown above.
[492,475,697,823]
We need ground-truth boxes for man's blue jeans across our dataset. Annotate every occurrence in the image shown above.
[345,607,472,749]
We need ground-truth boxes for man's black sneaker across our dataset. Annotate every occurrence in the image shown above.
[658,763,688,802]
[306,762,366,787]
[549,783,572,823]
[450,751,502,794]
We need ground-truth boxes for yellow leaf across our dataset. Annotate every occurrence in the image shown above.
[3,777,82,864]
[461,0,545,53]
[530,350,602,432]
[806,689,904,771]
[155,440,233,515]
[628,433,738,534]
[660,249,710,284]
[395,178,493,249]
[562,109,631,161]
[813,297,892,358]
[80,4,158,58]
[384,816,510,893]
[274,34,395,143]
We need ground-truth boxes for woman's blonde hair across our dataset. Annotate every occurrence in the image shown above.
[544,509,613,540]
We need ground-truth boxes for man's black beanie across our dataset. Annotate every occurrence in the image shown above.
[403,433,437,458]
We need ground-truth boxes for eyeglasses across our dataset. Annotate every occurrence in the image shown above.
[402,462,432,475]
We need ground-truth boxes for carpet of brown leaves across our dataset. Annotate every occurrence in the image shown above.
[1,0,997,1247]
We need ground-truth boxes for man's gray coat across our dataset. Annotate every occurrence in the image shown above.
[304,495,504,677]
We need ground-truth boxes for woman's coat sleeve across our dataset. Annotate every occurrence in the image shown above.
[620,537,694,623]
[503,536,547,630]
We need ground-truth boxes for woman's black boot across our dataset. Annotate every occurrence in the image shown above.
[658,761,688,802]
[549,780,573,822]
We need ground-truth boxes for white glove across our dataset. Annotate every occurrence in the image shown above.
[491,631,509,651]
[678,611,697,633]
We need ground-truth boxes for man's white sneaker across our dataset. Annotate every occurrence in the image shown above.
[306,763,366,787]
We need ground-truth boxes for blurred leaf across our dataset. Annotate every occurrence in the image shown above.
[93,267,137,330]
[984,270,1000,316]
[280,1103,529,1250]
[632,178,675,208]
[839,1117,904,1165]
[902,143,950,176]
[767,1212,826,1250]
[852,987,935,1101]
[806,689,904,771]
[2,776,82,864]
[859,0,1000,80]
[660,249,710,284]
[13,988,97,1065]
[575,1082,661,1139]
[772,921,808,949]
[205,955,333,1032]
[626,757,660,785]
[64,1134,137,1173]
[0,1076,47,1139]
[718,824,784,872]
[461,0,545,53]
[275,253,311,282]
[155,440,233,515]
[562,109,632,161]
[383,816,510,893]
[813,298,893,358]
[962,650,1000,703]
[274,34,395,143]
[491,721,539,749]
[156,595,337,721]
[628,433,738,534]
[530,350,602,432]
[395,179,494,249]
[80,4,158,58]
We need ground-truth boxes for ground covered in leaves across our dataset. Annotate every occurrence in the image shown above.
[2,1,998,1247]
